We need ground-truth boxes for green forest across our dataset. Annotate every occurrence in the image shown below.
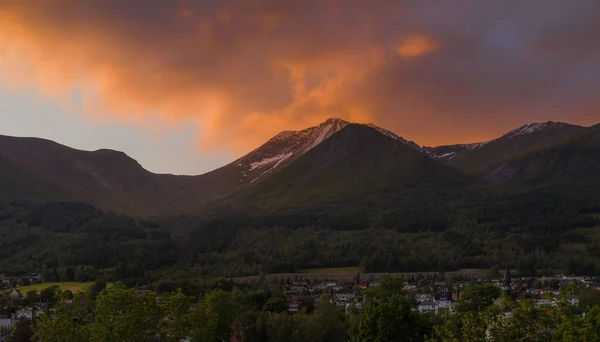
[2,181,600,281]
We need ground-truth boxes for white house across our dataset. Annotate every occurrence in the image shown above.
[335,293,356,302]
[0,318,11,328]
[568,295,580,306]
[415,294,433,304]
[418,301,439,314]
[534,299,552,307]
[16,309,33,320]
[435,298,453,309]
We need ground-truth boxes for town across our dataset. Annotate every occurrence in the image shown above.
[2,268,599,340]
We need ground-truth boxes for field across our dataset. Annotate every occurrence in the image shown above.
[6,282,111,293]
[300,266,363,274]
[232,268,491,283]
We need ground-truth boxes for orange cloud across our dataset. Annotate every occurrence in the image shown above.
[397,35,439,57]
[0,0,599,156]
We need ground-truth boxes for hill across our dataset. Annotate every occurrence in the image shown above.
[0,120,421,216]
[483,124,600,187]
[425,122,586,174]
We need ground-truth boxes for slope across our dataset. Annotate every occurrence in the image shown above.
[0,135,195,215]
[484,123,600,187]
[426,122,586,174]
[196,124,480,231]
[245,124,472,204]
[177,124,600,276]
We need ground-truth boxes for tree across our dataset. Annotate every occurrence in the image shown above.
[90,279,107,299]
[40,286,58,303]
[64,267,75,282]
[7,319,33,342]
[189,300,218,342]
[158,289,192,342]
[297,295,348,342]
[457,283,500,313]
[32,292,92,342]
[579,288,600,310]
[26,290,38,302]
[262,297,288,313]
[91,283,160,341]
[350,294,428,342]
[203,290,241,341]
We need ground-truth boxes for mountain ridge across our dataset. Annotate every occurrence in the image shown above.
[0,118,597,216]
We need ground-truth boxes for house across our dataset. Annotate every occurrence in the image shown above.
[288,303,300,314]
[357,284,369,290]
[334,293,356,302]
[435,296,453,309]
[568,295,580,306]
[415,294,433,304]
[0,318,11,328]
[418,301,439,314]
[532,294,552,307]
[9,290,19,299]
[288,295,318,314]
[16,309,33,320]
[27,274,42,283]
[368,282,378,287]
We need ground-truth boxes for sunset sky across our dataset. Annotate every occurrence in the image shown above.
[1,0,599,175]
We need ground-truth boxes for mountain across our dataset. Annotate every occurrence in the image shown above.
[482,123,600,186]
[425,121,586,174]
[3,120,600,277]
[229,118,423,185]
[203,124,478,224]
[0,119,424,215]
[176,123,600,276]
[0,135,185,214]
[0,118,595,217]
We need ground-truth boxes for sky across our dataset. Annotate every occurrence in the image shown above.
[0,0,599,175]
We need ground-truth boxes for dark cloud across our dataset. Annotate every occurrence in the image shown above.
[0,0,598,149]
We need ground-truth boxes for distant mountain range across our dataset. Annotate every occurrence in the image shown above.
[2,117,600,276]
[0,118,597,215]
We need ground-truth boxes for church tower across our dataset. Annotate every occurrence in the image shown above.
[502,264,511,295]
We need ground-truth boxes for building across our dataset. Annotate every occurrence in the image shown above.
[0,318,11,328]
[16,309,33,320]
[415,294,433,304]
[435,297,453,310]
[568,295,580,306]
[334,293,356,302]
[418,301,439,314]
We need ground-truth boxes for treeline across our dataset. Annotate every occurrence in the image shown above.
[2,182,600,279]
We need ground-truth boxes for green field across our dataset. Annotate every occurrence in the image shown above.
[300,266,363,274]
[5,282,111,294]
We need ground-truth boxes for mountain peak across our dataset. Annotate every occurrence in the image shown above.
[501,121,573,139]
[230,118,422,184]
[323,117,347,123]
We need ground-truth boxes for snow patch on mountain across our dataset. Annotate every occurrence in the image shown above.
[501,122,566,139]
[249,153,293,171]
[233,118,432,184]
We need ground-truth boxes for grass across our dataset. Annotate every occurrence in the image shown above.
[5,282,112,294]
[300,266,363,274]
